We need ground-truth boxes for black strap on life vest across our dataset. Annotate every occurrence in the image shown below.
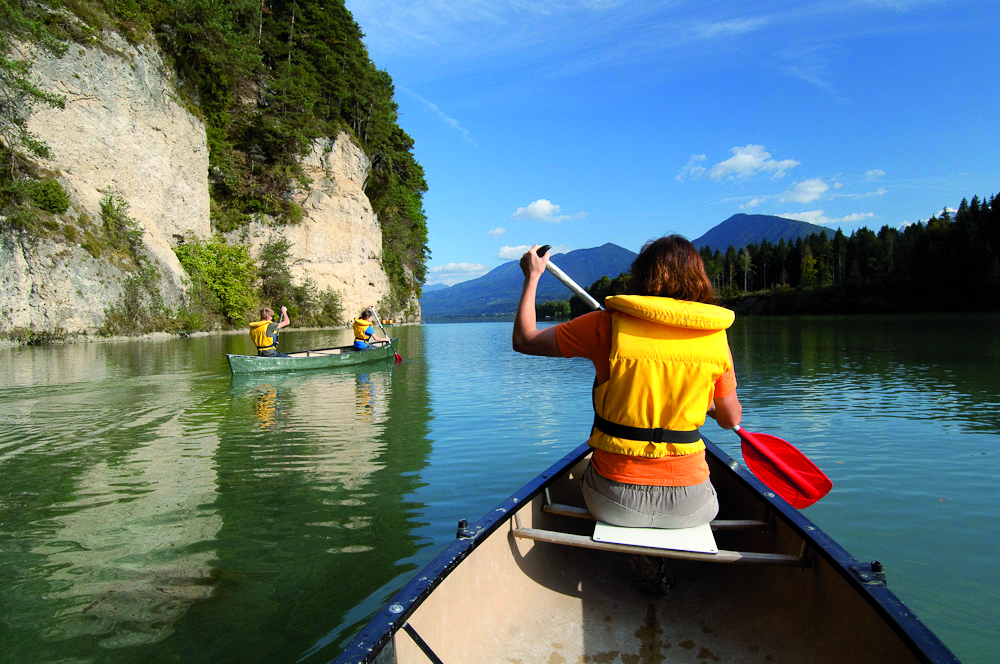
[592,413,702,444]
[590,377,701,444]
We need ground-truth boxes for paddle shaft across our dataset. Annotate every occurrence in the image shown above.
[537,245,604,311]
[369,307,402,362]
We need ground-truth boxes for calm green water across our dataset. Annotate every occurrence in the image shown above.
[1,316,997,663]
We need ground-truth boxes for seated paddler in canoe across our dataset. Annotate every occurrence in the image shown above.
[512,235,743,592]
[353,307,390,350]
[249,305,292,357]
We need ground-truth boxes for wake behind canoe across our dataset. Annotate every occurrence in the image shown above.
[333,438,958,664]
[227,339,398,375]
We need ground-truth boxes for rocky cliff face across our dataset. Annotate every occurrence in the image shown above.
[230,136,393,323]
[1,31,411,336]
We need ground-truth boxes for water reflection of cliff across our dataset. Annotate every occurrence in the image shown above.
[0,368,222,652]
[170,338,432,662]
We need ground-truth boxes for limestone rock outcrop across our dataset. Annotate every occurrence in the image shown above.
[232,135,393,323]
[0,31,414,336]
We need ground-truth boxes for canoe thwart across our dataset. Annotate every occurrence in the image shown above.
[542,501,771,532]
[511,525,811,567]
[523,493,806,566]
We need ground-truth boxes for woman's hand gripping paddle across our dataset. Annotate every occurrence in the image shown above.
[535,244,832,508]
[370,307,402,363]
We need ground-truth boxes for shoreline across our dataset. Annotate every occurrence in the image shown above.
[0,322,421,348]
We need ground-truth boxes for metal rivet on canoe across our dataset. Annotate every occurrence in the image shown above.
[763,492,776,498]
[389,604,404,614]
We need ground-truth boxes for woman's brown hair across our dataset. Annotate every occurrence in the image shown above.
[629,235,717,303]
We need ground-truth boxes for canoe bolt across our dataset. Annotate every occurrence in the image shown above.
[850,561,888,586]
[764,492,776,498]
[389,604,404,614]
[457,519,477,539]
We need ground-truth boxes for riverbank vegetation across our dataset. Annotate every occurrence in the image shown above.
[546,193,1000,319]
[0,0,426,337]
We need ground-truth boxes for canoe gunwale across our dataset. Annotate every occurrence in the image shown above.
[332,438,959,664]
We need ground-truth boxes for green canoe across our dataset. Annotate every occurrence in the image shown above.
[226,339,399,375]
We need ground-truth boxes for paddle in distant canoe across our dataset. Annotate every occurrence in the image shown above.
[227,339,399,375]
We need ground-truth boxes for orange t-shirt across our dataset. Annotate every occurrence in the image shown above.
[555,310,737,486]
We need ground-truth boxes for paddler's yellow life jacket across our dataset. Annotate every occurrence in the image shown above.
[589,295,735,458]
[353,318,373,342]
[249,319,278,353]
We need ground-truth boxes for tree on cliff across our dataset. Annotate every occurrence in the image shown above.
[2,0,428,318]
[136,0,429,311]
[0,2,65,173]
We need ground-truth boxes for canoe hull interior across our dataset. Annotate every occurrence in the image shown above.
[227,340,398,375]
[338,441,957,664]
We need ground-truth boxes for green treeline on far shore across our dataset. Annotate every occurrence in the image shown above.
[538,193,1000,319]
[0,0,427,339]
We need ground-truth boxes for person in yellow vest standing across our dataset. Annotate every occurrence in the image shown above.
[249,306,291,357]
[353,308,389,350]
[513,236,743,592]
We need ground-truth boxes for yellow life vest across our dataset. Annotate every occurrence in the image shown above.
[249,320,278,352]
[589,295,735,458]
[353,318,373,342]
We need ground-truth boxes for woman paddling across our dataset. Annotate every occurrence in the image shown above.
[513,236,743,588]
[353,308,390,350]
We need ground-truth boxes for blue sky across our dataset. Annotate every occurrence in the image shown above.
[344,0,999,286]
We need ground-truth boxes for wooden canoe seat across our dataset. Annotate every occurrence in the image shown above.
[511,497,811,568]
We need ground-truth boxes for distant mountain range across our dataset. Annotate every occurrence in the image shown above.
[421,214,839,318]
[420,243,636,318]
[692,213,836,252]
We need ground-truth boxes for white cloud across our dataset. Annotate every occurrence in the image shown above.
[837,212,876,223]
[742,197,766,209]
[866,169,886,180]
[497,244,572,260]
[497,245,531,260]
[542,244,572,256]
[708,145,800,181]
[676,154,707,181]
[779,210,875,226]
[868,187,887,197]
[690,18,769,40]
[426,261,491,286]
[488,226,506,238]
[783,178,830,203]
[511,199,587,222]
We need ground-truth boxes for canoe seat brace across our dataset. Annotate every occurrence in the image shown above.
[511,494,812,568]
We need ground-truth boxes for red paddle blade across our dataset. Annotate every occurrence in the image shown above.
[736,429,833,509]
[394,352,403,363]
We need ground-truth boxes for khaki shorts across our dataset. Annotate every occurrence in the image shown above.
[581,463,719,528]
